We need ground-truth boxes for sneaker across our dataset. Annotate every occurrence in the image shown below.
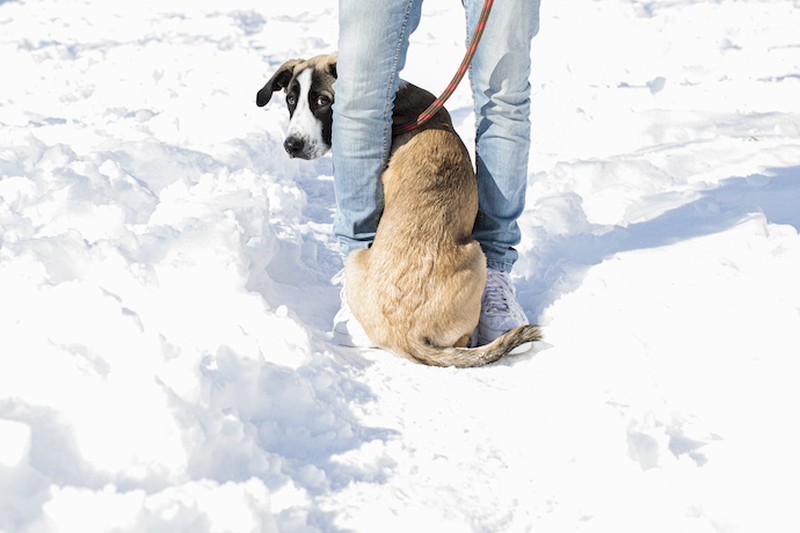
[477,268,533,354]
[331,269,376,348]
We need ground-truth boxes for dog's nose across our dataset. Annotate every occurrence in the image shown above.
[284,137,305,158]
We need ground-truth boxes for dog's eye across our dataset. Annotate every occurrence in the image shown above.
[286,94,297,106]
[315,95,331,107]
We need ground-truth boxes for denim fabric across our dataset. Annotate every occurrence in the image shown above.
[332,1,423,252]
[333,0,540,272]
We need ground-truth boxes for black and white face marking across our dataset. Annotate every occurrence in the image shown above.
[283,68,334,160]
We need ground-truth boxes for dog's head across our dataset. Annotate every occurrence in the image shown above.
[256,53,338,160]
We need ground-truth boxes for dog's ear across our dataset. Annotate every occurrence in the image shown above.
[326,52,338,79]
[256,59,303,107]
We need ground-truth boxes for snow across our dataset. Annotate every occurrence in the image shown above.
[1,0,799,531]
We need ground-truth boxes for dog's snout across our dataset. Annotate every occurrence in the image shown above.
[284,137,305,158]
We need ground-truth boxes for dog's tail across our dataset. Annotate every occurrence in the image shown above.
[403,324,543,368]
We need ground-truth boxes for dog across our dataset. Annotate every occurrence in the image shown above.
[256,53,541,367]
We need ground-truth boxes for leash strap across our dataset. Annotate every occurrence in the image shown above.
[393,0,495,135]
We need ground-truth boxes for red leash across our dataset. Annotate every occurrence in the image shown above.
[393,0,495,135]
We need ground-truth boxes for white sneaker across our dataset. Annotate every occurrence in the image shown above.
[331,270,375,348]
[477,268,533,353]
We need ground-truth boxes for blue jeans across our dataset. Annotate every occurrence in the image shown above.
[333,0,541,273]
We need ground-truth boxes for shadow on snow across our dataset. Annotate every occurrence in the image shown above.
[518,166,800,320]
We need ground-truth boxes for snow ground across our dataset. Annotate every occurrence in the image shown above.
[1,0,800,531]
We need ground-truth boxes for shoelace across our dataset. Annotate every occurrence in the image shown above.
[482,269,515,315]
[330,268,345,286]
[331,269,351,321]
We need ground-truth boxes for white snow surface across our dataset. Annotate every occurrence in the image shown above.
[2,0,800,531]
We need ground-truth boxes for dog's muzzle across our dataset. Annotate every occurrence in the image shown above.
[284,136,306,158]
[283,135,330,160]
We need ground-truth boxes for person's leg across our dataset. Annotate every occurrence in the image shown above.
[332,0,423,346]
[464,0,541,273]
[333,0,424,255]
[463,0,541,347]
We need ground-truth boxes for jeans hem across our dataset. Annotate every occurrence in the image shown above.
[486,258,515,274]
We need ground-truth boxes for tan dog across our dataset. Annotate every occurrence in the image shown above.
[257,53,541,367]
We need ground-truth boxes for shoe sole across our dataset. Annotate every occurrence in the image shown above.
[509,341,533,355]
[333,329,377,349]
[477,336,534,356]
